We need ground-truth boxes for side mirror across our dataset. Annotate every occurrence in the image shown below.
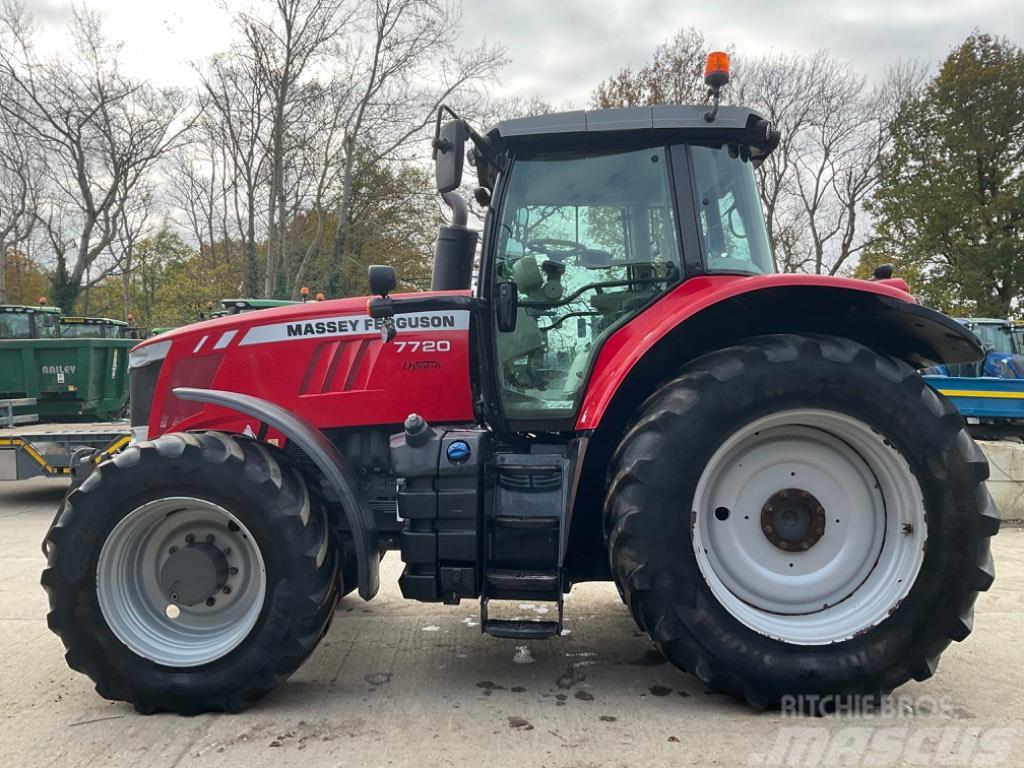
[368,265,397,297]
[434,119,467,193]
[496,282,518,333]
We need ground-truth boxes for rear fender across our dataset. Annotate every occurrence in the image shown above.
[577,277,983,431]
[173,387,380,600]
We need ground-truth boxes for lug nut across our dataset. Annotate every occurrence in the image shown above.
[223,547,232,556]
[223,586,232,595]
[229,567,239,575]
[185,533,195,545]
[205,597,216,607]
[168,546,178,554]
[205,534,215,544]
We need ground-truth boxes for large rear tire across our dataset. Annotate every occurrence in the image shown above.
[42,431,339,714]
[605,334,999,710]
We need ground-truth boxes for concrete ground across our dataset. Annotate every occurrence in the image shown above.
[2,478,1022,768]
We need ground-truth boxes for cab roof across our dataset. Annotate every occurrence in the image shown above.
[62,316,127,326]
[489,105,778,159]
[958,317,1010,326]
[1,304,63,314]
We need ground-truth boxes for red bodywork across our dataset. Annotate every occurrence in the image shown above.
[137,275,914,439]
[142,291,476,440]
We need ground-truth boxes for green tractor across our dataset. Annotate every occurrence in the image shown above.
[0,304,63,339]
[220,298,300,315]
[60,316,130,339]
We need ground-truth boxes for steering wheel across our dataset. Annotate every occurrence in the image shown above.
[524,238,586,260]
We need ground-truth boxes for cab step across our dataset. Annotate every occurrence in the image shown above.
[483,619,561,640]
[485,568,559,595]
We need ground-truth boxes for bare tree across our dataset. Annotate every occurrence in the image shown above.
[198,54,272,296]
[325,0,506,295]
[287,80,351,296]
[743,54,928,274]
[233,0,355,297]
[0,69,41,303]
[0,2,192,309]
[167,121,228,265]
[735,54,820,271]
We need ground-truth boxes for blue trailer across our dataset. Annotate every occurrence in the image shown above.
[924,374,1024,438]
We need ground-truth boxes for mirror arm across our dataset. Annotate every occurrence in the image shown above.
[432,105,461,159]
[441,191,468,227]
[466,129,507,172]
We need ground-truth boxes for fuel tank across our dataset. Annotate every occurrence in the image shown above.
[132,291,475,439]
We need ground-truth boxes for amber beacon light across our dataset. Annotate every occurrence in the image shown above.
[703,51,730,122]
[704,51,730,90]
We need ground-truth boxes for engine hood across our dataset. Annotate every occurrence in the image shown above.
[132,290,476,439]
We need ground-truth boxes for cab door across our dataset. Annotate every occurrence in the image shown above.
[483,143,685,432]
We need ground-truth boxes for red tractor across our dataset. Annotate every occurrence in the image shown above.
[43,57,998,715]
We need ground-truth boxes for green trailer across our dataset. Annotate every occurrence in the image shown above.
[1,306,136,422]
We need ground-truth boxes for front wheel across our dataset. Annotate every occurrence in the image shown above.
[605,334,999,710]
[42,431,339,714]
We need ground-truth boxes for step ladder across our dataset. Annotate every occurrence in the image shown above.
[481,453,568,640]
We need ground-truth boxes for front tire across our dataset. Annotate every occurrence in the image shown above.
[42,431,339,714]
[605,334,999,710]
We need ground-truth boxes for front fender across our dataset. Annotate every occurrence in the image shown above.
[173,387,380,600]
[577,275,983,431]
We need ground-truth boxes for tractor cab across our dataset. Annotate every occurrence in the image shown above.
[367,99,781,432]
[474,105,777,426]
[220,298,300,315]
[950,318,1024,379]
[59,316,129,339]
[0,304,62,340]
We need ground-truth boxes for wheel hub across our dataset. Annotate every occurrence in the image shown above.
[159,540,230,606]
[760,488,826,551]
[96,498,267,667]
[690,410,928,645]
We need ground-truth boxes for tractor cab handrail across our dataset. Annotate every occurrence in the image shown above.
[519,276,672,309]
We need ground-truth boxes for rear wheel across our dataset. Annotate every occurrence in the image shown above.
[43,431,339,714]
[605,334,999,710]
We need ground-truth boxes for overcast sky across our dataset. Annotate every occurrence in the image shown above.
[22,0,1024,104]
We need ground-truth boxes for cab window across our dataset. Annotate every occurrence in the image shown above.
[36,313,60,338]
[493,145,681,422]
[0,312,31,339]
[690,145,774,274]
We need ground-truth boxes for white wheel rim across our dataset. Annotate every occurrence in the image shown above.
[96,497,267,667]
[691,409,927,645]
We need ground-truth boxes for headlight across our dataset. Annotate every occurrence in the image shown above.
[128,341,170,441]
[129,340,172,369]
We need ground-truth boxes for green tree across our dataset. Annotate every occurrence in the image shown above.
[870,33,1024,318]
